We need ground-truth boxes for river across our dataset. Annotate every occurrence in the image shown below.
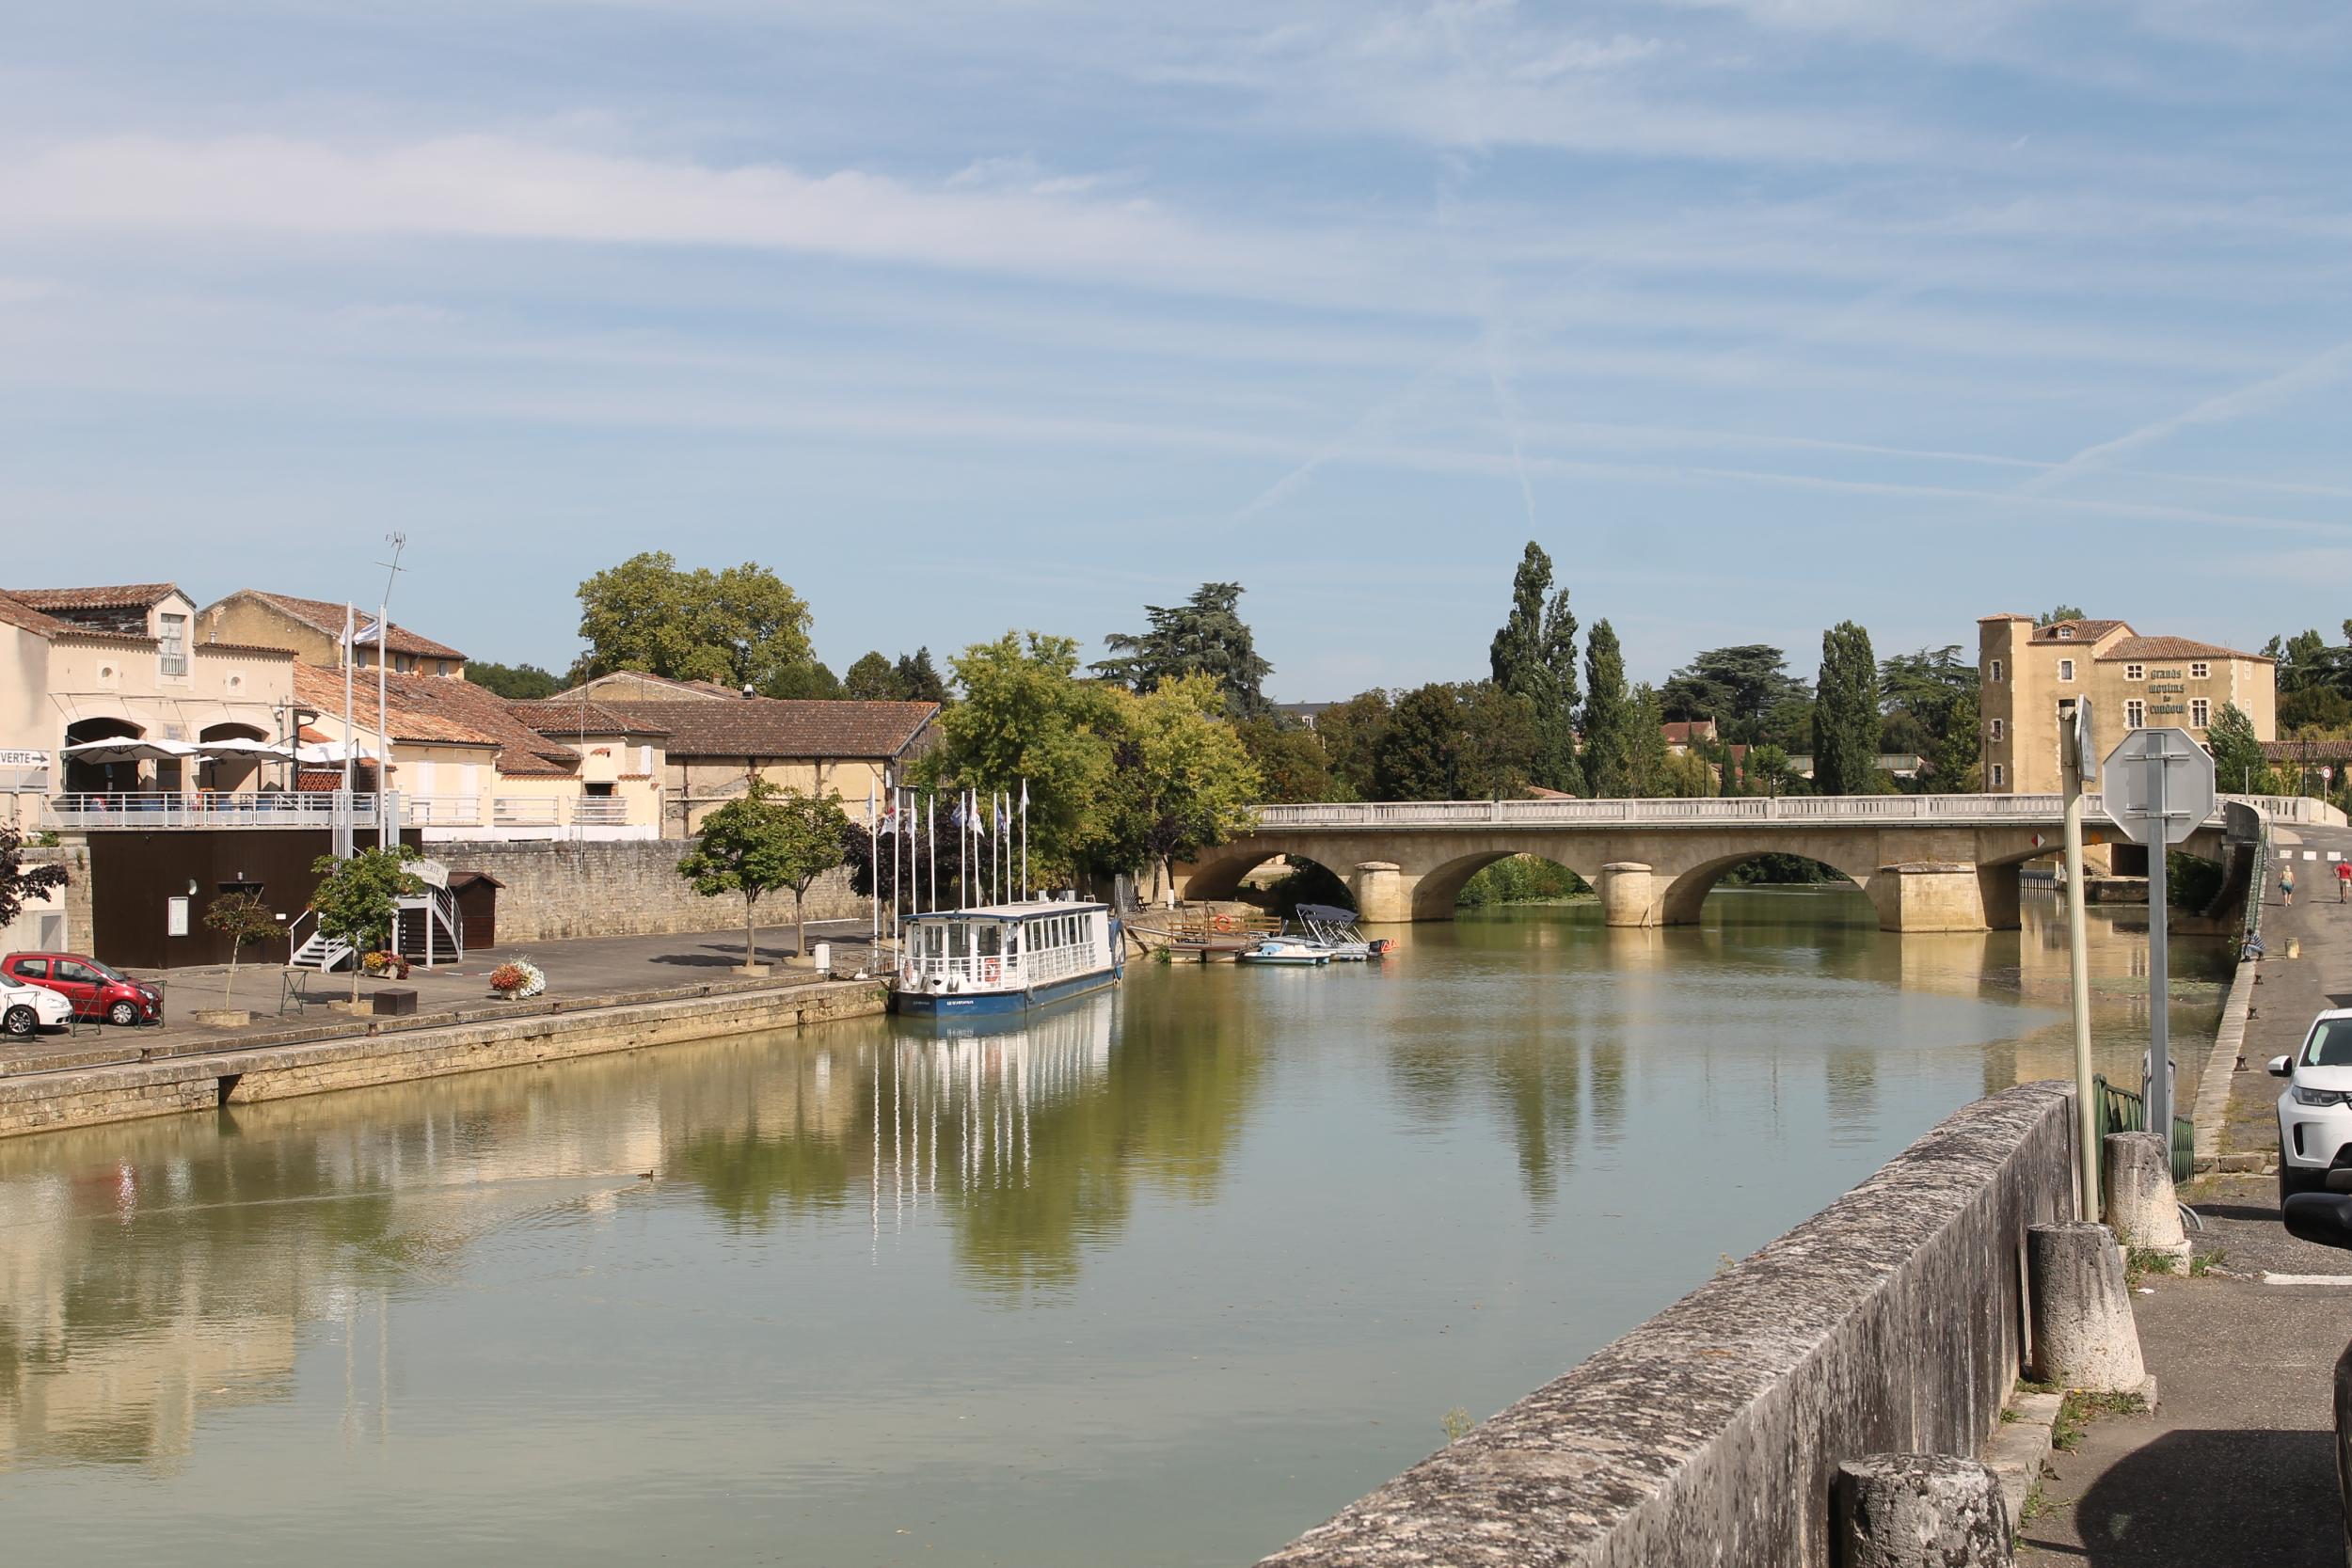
[0,888,2229,1566]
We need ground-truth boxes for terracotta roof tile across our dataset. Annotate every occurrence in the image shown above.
[234,590,468,661]
[0,591,77,638]
[504,698,672,736]
[293,664,580,773]
[11,583,183,611]
[2030,618,2130,642]
[2099,635,2270,662]
[597,699,937,759]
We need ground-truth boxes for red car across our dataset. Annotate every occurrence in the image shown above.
[0,953,163,1026]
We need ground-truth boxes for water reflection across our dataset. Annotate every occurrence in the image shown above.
[0,889,2232,1568]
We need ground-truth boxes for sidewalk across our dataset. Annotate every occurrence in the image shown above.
[2,919,883,1074]
[2017,823,2352,1564]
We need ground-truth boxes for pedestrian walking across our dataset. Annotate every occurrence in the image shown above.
[2337,858,2349,903]
[2281,862,2296,906]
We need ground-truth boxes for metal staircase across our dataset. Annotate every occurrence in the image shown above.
[287,911,357,973]
[397,883,464,968]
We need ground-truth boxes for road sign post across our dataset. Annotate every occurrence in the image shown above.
[2061,699,2097,1212]
[2102,728,2219,1145]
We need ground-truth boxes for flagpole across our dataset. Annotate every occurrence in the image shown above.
[1020,778,1029,900]
[868,780,879,958]
[339,603,357,858]
[927,791,937,914]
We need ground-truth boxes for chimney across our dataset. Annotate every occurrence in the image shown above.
[741,682,755,700]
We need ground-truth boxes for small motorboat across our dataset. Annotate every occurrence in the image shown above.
[1234,938,1333,966]
[1295,903,1394,960]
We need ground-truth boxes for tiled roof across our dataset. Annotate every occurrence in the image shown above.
[0,590,76,638]
[596,699,938,759]
[193,641,296,659]
[554,671,743,701]
[2263,740,2352,761]
[2101,635,2270,662]
[232,590,468,660]
[11,583,183,611]
[505,697,672,736]
[2031,619,2129,642]
[1661,720,1718,743]
[294,665,579,774]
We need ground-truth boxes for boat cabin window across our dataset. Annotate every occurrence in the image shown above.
[976,925,1001,958]
[946,923,968,959]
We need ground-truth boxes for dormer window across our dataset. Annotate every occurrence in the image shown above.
[2056,626,2074,639]
[2125,663,2144,681]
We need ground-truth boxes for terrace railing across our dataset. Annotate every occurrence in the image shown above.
[43,791,397,831]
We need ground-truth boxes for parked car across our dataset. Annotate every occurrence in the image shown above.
[2269,1006,2352,1201]
[0,953,163,1027]
[2,981,73,1037]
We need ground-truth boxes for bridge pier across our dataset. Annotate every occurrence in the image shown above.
[1597,863,1658,927]
[1349,862,1410,927]
[1871,863,1991,933]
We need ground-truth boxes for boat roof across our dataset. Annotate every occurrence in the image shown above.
[907,900,1108,920]
[1295,903,1359,924]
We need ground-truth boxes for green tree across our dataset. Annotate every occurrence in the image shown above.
[1581,620,1636,798]
[465,660,561,700]
[1660,645,1809,740]
[1314,690,1391,800]
[0,822,66,934]
[895,648,950,705]
[926,633,1116,884]
[1746,743,1797,799]
[574,551,816,691]
[203,890,280,1008]
[1628,683,1673,796]
[1927,691,1982,792]
[1372,683,1534,800]
[308,846,423,1001]
[1487,543,1583,795]
[676,780,850,966]
[2037,605,2088,626]
[2206,703,2275,794]
[1812,621,1883,796]
[764,661,842,700]
[1235,715,1330,803]
[843,651,902,701]
[1098,674,1263,896]
[1879,645,1979,741]
[1095,582,1273,719]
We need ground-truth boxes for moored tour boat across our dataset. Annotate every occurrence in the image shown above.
[891,900,1123,1016]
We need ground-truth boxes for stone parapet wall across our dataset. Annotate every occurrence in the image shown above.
[432,838,867,944]
[1262,1080,2075,1568]
[0,978,886,1139]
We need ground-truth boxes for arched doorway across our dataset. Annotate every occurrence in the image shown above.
[199,721,273,795]
[62,717,146,795]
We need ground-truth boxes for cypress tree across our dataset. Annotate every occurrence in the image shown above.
[1538,587,1584,795]
[1581,620,1635,798]
[1812,621,1883,796]
[1488,544,1584,795]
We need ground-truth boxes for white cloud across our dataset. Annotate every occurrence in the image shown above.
[0,133,1417,307]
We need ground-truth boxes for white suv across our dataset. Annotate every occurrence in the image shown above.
[2270,1007,2352,1203]
[1,981,72,1038]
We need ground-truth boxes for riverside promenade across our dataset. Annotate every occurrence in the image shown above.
[0,921,889,1138]
[2016,819,2352,1566]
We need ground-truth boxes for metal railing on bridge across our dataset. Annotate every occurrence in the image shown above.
[1248,792,2333,831]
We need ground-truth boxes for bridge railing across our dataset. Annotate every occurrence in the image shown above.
[1248,792,2332,831]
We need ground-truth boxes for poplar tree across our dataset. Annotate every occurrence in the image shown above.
[1487,544,1584,795]
[1580,620,1635,798]
[1812,621,1883,796]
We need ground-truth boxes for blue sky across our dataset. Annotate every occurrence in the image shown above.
[4,2,2348,699]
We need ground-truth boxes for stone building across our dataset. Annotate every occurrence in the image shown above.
[199,589,469,678]
[1978,615,2276,794]
[556,673,939,832]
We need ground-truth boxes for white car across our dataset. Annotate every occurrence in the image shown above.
[1,981,73,1038]
[2270,1006,2352,1202]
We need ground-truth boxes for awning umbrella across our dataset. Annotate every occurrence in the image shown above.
[195,737,297,760]
[295,739,381,765]
[60,737,200,764]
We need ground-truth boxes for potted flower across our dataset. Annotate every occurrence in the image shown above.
[362,950,412,980]
[488,958,546,1001]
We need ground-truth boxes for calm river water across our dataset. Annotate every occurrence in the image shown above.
[0,889,2228,1566]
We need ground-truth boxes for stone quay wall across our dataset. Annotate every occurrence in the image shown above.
[434,839,866,945]
[1261,1080,2075,1568]
[0,978,886,1140]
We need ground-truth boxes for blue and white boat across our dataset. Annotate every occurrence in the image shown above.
[890,900,1123,1016]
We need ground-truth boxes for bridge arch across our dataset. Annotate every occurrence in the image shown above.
[1659,847,1881,926]
[1178,845,1345,905]
[1411,849,1609,921]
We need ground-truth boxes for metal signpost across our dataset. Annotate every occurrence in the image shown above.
[2060,699,2097,1207]
[2102,727,2219,1142]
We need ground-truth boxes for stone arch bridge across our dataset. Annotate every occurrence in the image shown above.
[1170,794,2309,930]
